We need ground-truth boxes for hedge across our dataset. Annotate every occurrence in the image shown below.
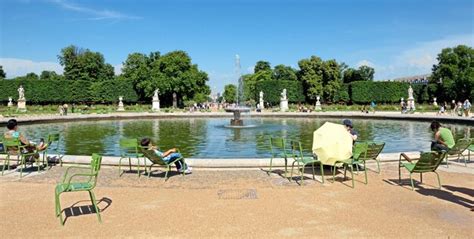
[255,80,305,104]
[350,81,431,104]
[0,79,138,104]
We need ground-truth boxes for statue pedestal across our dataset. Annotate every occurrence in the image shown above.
[152,98,160,111]
[117,102,125,111]
[259,100,264,109]
[17,99,26,112]
[280,99,288,112]
[407,97,416,111]
[315,101,322,111]
[7,101,13,107]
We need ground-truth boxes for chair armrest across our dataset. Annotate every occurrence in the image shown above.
[64,173,96,188]
[399,153,419,164]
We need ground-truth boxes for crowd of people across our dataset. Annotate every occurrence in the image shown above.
[437,99,471,117]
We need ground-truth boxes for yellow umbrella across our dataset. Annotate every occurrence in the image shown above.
[312,122,353,166]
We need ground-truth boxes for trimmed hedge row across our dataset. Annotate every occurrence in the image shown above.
[255,80,305,104]
[0,79,138,104]
[350,81,431,104]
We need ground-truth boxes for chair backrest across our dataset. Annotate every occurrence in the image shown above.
[47,133,60,147]
[289,140,304,160]
[412,151,446,173]
[269,137,286,157]
[449,138,472,154]
[3,137,22,154]
[119,138,139,154]
[364,141,385,159]
[142,149,167,165]
[352,142,368,161]
[91,153,102,173]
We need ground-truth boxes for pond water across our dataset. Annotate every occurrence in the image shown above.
[1,118,472,158]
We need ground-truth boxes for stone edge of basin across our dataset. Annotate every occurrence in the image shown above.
[0,112,473,126]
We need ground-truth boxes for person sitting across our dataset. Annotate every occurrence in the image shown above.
[140,138,192,174]
[430,121,454,152]
[3,119,41,160]
[342,119,358,141]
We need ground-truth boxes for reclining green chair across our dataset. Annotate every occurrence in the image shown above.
[359,141,385,173]
[141,149,186,181]
[398,151,446,191]
[332,142,369,188]
[289,140,325,185]
[118,138,144,177]
[445,138,471,167]
[1,138,45,178]
[55,154,102,225]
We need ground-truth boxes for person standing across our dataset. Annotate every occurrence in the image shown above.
[430,121,454,152]
[463,100,471,117]
[450,100,456,116]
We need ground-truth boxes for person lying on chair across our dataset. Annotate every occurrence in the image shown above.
[140,138,192,174]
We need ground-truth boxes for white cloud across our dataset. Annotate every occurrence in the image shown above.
[356,59,375,68]
[374,34,473,80]
[48,0,141,21]
[0,58,63,78]
[114,64,123,75]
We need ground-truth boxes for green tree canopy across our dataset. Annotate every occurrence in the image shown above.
[58,45,115,81]
[254,61,271,73]
[0,65,6,79]
[273,64,297,81]
[223,84,237,103]
[343,65,375,83]
[40,70,60,80]
[431,45,474,101]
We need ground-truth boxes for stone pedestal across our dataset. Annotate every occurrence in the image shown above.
[117,99,125,111]
[152,98,160,111]
[280,99,288,112]
[315,96,322,111]
[259,99,264,110]
[17,99,26,112]
[407,97,416,111]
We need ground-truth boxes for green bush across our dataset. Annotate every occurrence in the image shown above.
[333,84,350,103]
[255,80,305,104]
[0,79,138,104]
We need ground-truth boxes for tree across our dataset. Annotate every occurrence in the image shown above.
[298,56,325,102]
[254,61,271,73]
[358,65,375,81]
[58,45,114,81]
[25,72,39,80]
[343,65,375,83]
[0,65,6,79]
[40,70,59,80]
[129,50,210,106]
[273,64,297,81]
[431,45,474,101]
[223,84,237,103]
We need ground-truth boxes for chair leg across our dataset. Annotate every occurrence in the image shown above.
[363,161,368,184]
[136,157,141,177]
[57,193,64,225]
[284,157,288,179]
[420,173,423,183]
[164,166,170,181]
[409,173,415,191]
[319,163,325,184]
[376,158,381,174]
[355,163,360,175]
[350,165,354,188]
[311,163,316,180]
[434,172,441,189]
[128,157,132,171]
[290,161,297,182]
[300,165,305,185]
[148,164,153,178]
[2,155,10,176]
[343,164,347,179]
[88,190,102,223]
[332,166,337,182]
[118,157,123,177]
[445,155,449,168]
[269,157,273,174]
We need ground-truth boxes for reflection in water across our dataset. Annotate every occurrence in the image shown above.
[0,118,471,158]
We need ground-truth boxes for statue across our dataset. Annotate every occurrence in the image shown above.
[172,92,177,108]
[117,96,125,111]
[280,89,287,100]
[18,85,25,100]
[259,91,264,109]
[408,85,414,99]
[152,89,160,111]
[280,89,288,112]
[315,95,322,111]
[7,97,13,107]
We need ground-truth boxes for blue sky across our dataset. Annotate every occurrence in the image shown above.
[1,0,473,92]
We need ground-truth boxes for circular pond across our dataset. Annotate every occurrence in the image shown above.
[1,118,472,158]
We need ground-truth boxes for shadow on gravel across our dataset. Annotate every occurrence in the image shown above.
[63,197,112,224]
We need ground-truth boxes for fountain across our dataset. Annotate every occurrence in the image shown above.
[225,55,251,127]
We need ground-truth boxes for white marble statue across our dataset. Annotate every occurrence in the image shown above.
[18,85,25,100]
[259,91,264,109]
[7,97,13,107]
[280,89,288,112]
[408,85,414,99]
[152,89,160,111]
[118,96,125,111]
[281,89,287,100]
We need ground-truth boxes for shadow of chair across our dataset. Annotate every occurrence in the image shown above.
[63,197,113,225]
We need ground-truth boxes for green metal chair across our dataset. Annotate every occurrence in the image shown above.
[141,149,186,181]
[269,137,293,178]
[55,153,103,225]
[1,138,44,178]
[445,138,471,167]
[332,142,369,188]
[289,140,325,185]
[358,141,385,173]
[398,151,446,191]
[118,138,145,177]
[44,133,63,166]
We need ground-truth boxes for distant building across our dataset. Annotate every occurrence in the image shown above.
[392,74,430,85]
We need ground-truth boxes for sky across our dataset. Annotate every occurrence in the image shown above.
[0,0,473,93]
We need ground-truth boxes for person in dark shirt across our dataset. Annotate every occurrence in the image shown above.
[342,119,358,141]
